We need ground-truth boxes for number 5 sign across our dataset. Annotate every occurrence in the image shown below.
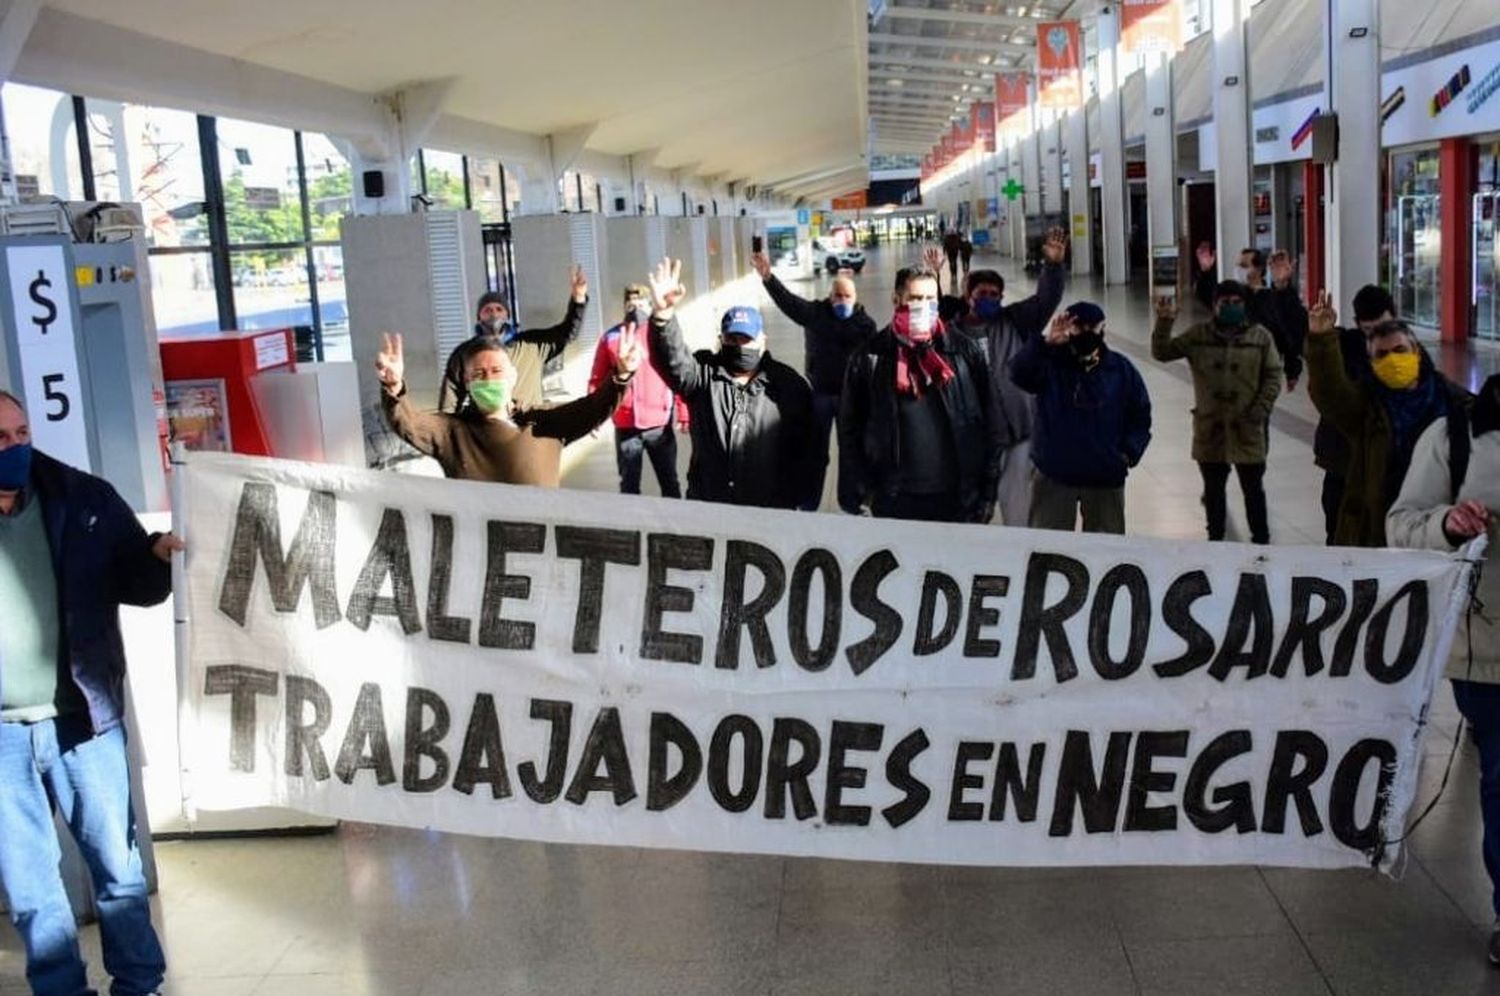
[5,244,92,472]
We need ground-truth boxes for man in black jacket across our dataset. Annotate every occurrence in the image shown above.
[439,266,589,411]
[1313,284,1391,543]
[840,267,1003,522]
[751,251,876,512]
[0,389,181,996]
[1194,245,1307,390]
[647,258,814,508]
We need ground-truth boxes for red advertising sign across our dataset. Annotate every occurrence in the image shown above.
[1037,20,1083,109]
[921,154,933,181]
[952,117,973,155]
[937,134,952,168]
[831,190,868,210]
[1121,0,1181,54]
[995,73,1030,129]
[972,101,996,152]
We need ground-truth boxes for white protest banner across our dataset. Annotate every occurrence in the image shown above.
[179,452,1474,871]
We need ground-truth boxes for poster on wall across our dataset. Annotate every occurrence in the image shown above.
[1121,0,1182,55]
[165,379,232,453]
[1037,21,1083,109]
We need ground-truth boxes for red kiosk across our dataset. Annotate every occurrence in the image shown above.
[158,327,295,455]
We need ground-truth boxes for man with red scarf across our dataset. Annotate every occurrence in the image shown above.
[839,267,1003,522]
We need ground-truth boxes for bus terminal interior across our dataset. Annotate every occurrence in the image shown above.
[2,0,1500,993]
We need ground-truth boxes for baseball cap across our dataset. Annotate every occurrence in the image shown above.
[1065,301,1106,327]
[721,306,765,340]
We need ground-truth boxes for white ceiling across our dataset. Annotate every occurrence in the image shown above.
[33,0,870,191]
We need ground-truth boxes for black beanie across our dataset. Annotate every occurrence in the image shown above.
[475,291,507,319]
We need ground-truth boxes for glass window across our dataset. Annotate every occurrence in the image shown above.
[230,247,313,333]
[1388,147,1442,330]
[313,244,350,362]
[150,251,219,336]
[467,156,507,222]
[216,117,307,246]
[501,163,522,217]
[0,83,83,200]
[301,133,353,242]
[423,149,466,208]
[84,100,208,247]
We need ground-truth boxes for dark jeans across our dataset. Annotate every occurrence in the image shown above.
[1321,471,1345,545]
[616,424,681,498]
[0,720,165,996]
[872,492,966,523]
[1198,461,1269,544]
[1453,679,1500,919]
[803,392,860,513]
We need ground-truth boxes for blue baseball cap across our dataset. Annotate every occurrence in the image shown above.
[721,306,765,340]
[1065,301,1106,327]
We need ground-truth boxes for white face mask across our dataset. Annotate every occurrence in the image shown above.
[907,300,937,335]
[1234,266,1252,284]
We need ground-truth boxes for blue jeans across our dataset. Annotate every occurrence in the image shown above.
[615,424,681,498]
[0,719,165,996]
[1454,680,1500,920]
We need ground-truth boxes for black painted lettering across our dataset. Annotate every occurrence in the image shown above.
[1124,731,1189,832]
[1183,730,1256,833]
[334,682,396,786]
[647,712,703,811]
[825,721,884,827]
[990,742,1045,822]
[556,526,642,654]
[452,693,512,798]
[706,714,764,813]
[1013,553,1089,681]
[1364,581,1428,684]
[426,514,472,644]
[640,534,713,664]
[284,674,332,780]
[478,522,546,650]
[914,571,962,656]
[1269,578,1347,678]
[881,729,932,829]
[517,699,573,803]
[1154,571,1216,677]
[1049,730,1132,835]
[716,540,787,669]
[765,718,822,820]
[1330,579,1380,677]
[564,707,637,805]
[203,664,278,772]
[1329,739,1397,851]
[218,483,340,628]
[948,741,994,821]
[846,550,903,675]
[964,575,1010,658]
[1089,565,1150,679]
[402,686,450,793]
[1208,574,1273,680]
[345,509,422,634]
[1261,731,1328,836]
[788,549,842,672]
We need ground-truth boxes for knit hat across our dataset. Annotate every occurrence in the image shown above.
[475,290,508,318]
[1065,301,1106,327]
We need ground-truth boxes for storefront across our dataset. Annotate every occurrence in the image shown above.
[1476,135,1500,340]
[1387,145,1443,332]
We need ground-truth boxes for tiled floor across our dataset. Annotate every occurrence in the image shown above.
[4,245,1498,995]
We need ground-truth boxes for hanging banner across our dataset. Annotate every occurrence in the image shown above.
[996,72,1032,130]
[1037,20,1084,108]
[831,191,868,211]
[1121,0,1182,55]
[953,115,975,153]
[938,133,954,168]
[973,101,997,152]
[180,453,1475,871]
[921,154,934,182]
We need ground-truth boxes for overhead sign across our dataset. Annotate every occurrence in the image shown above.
[5,243,91,471]
[831,191,868,211]
[1121,0,1182,55]
[1380,36,1500,146]
[1037,21,1084,109]
[180,453,1475,871]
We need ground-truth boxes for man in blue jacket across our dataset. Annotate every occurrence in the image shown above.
[1009,302,1152,534]
[0,389,182,996]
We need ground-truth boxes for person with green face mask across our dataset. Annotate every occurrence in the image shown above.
[377,330,639,486]
[1305,291,1469,547]
[1151,282,1283,544]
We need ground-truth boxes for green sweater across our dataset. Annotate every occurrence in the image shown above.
[0,497,61,723]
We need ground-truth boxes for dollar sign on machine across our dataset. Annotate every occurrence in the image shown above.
[29,269,57,335]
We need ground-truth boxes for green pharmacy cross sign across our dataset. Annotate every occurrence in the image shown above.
[1001,179,1025,201]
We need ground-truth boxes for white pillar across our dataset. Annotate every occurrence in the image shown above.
[1065,108,1093,276]
[1211,0,1253,273]
[1041,113,1064,216]
[1325,0,1380,308]
[1097,6,1130,284]
[1008,139,1027,259]
[1144,50,1179,297]
[344,150,412,216]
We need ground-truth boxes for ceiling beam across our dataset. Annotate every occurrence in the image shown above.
[878,5,1039,31]
[868,54,1007,76]
[870,93,963,107]
[869,32,1031,57]
[869,68,996,88]
[869,77,969,96]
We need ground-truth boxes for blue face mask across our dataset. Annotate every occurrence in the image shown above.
[0,443,33,491]
[972,297,1003,321]
[832,301,855,320]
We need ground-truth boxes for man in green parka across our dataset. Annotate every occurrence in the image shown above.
[1151,282,1283,544]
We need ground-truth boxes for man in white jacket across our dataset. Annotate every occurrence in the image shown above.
[1387,372,1499,966]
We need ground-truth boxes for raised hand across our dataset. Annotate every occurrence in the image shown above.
[648,257,686,317]
[1269,250,1294,288]
[1445,499,1492,542]
[1042,228,1068,264]
[1154,295,1178,322]
[376,332,405,388]
[1195,243,1215,274]
[615,324,643,377]
[922,245,944,273]
[1308,290,1337,335]
[1045,313,1074,346]
[570,264,589,303]
[750,252,772,280]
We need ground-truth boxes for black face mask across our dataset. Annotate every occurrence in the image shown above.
[720,342,763,374]
[624,304,651,327]
[1070,330,1103,358]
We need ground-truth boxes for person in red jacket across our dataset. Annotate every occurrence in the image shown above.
[589,283,689,497]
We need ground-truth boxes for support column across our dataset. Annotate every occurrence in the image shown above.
[1097,6,1130,284]
[1212,0,1253,274]
[1041,112,1064,217]
[1065,108,1092,276]
[1439,137,1474,343]
[1324,0,1382,314]
[1144,50,1179,298]
[1022,133,1042,225]
[1303,161,1326,303]
[1008,138,1027,260]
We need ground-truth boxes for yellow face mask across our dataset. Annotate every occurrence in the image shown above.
[1372,352,1421,390]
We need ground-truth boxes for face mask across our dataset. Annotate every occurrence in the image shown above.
[832,301,855,320]
[0,442,33,491]
[1216,302,1247,327]
[624,304,651,327]
[467,379,511,414]
[1233,266,1252,284]
[720,341,764,374]
[905,300,938,337]
[972,297,1002,321]
[486,316,516,342]
[1372,352,1421,391]
[1070,330,1103,358]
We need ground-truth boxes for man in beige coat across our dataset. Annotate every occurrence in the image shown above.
[1387,372,1500,966]
[1151,282,1283,544]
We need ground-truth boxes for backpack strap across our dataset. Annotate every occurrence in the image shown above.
[1449,403,1472,502]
